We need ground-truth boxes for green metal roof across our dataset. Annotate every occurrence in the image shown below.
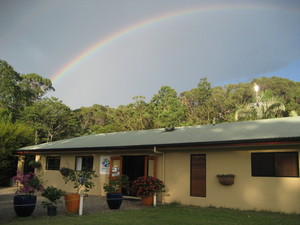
[17,117,300,151]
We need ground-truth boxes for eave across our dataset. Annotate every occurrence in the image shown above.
[14,137,300,155]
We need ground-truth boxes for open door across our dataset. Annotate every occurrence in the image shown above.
[144,156,157,177]
[109,156,122,180]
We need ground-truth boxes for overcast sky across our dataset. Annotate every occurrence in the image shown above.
[1,0,300,109]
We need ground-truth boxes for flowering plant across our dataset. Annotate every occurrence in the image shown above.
[13,172,44,195]
[130,176,165,197]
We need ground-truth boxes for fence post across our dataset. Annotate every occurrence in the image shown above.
[153,194,157,207]
[79,192,84,216]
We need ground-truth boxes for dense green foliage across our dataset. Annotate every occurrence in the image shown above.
[0,110,35,186]
[21,97,79,143]
[0,59,55,185]
[1,59,300,186]
[74,76,300,133]
[4,204,300,225]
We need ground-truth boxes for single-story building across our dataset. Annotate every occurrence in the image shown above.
[15,117,300,214]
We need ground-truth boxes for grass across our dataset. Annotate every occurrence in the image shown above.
[4,204,300,225]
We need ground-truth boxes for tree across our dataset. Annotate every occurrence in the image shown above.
[234,80,296,121]
[0,60,54,119]
[0,110,35,186]
[207,86,236,123]
[113,96,152,131]
[234,101,288,121]
[150,86,186,128]
[20,73,55,106]
[74,104,118,134]
[180,78,213,124]
[21,97,79,143]
[252,76,300,115]
[0,60,22,117]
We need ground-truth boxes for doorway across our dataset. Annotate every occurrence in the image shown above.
[109,155,157,195]
[122,155,145,185]
[23,155,35,174]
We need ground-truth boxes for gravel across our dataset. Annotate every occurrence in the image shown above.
[0,187,144,224]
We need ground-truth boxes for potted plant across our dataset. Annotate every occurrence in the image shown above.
[60,168,97,213]
[41,186,65,216]
[60,167,72,176]
[130,176,165,206]
[216,174,235,185]
[12,171,44,217]
[28,160,42,169]
[103,175,129,209]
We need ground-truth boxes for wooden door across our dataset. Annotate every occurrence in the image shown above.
[109,156,122,180]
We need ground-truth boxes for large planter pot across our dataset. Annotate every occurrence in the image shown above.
[106,193,123,209]
[64,193,80,213]
[47,206,57,216]
[141,195,153,206]
[14,195,37,217]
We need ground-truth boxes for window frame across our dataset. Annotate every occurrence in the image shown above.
[75,156,94,171]
[46,156,61,170]
[251,152,299,177]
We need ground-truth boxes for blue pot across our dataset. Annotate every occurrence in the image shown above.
[14,195,36,217]
[106,193,123,209]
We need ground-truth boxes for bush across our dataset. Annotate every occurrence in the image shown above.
[41,186,65,208]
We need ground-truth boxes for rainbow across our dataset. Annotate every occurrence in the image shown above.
[51,3,296,84]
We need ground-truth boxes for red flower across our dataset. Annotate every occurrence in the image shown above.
[130,176,165,197]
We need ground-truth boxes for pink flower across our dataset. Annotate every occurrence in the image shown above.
[13,172,44,195]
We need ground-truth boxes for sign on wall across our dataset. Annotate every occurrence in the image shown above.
[100,156,110,175]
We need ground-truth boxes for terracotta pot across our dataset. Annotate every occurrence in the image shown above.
[141,195,153,206]
[64,194,80,213]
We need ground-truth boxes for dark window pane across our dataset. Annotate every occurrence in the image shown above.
[251,152,299,177]
[275,152,299,177]
[252,153,275,176]
[46,156,60,170]
[82,156,93,171]
[76,156,94,171]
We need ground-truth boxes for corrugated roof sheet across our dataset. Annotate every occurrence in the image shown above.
[17,117,300,151]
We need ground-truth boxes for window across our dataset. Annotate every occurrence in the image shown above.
[75,156,93,171]
[190,154,206,197]
[251,152,299,177]
[46,156,60,170]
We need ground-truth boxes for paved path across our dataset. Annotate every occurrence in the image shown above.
[0,187,143,224]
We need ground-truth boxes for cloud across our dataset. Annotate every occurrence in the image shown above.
[2,0,300,109]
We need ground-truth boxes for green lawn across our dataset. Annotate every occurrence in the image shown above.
[4,204,300,225]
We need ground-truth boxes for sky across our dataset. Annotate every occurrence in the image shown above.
[1,0,300,109]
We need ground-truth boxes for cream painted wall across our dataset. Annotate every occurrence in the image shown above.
[163,148,300,214]
[34,153,102,195]
[19,147,299,213]
[30,152,163,196]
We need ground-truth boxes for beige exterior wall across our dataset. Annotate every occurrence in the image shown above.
[29,152,163,196]
[18,147,299,214]
[163,148,300,214]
